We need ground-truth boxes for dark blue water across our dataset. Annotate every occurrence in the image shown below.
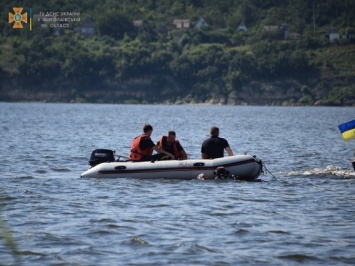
[1,103,354,265]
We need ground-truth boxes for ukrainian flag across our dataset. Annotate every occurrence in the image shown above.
[338,119,355,141]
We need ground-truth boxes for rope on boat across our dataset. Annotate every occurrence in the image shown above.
[252,155,278,181]
[263,163,278,181]
[253,155,278,181]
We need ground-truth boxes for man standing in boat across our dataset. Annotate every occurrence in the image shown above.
[157,131,188,160]
[201,126,233,159]
[130,124,175,161]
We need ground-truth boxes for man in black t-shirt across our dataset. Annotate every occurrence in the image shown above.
[201,127,233,159]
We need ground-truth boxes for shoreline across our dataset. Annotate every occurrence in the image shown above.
[1,100,354,107]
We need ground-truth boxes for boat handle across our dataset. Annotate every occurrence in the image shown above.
[114,165,127,170]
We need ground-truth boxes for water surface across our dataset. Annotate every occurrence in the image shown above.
[0,103,354,265]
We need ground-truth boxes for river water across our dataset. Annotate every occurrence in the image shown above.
[1,103,354,265]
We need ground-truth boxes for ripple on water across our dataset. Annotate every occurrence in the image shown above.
[35,169,48,174]
[50,166,71,172]
[277,253,323,264]
[12,175,35,179]
[235,228,249,234]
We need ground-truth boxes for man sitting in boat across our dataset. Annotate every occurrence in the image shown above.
[201,126,233,159]
[129,124,175,162]
[156,131,188,160]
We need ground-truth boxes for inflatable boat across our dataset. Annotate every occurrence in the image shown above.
[81,149,263,181]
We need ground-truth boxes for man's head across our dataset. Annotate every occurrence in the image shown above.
[167,130,176,143]
[214,166,228,179]
[210,126,219,137]
[143,124,153,136]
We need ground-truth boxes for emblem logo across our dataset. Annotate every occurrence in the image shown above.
[8,7,28,28]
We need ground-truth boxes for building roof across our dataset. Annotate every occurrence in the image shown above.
[262,25,279,33]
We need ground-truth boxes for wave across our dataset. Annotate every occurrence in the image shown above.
[279,165,355,178]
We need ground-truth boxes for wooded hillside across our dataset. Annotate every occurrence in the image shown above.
[1,0,355,105]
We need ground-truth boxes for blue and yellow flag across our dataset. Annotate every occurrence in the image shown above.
[338,119,355,141]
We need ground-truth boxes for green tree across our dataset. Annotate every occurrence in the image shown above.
[96,10,135,39]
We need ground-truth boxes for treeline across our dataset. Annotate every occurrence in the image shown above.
[1,0,355,104]
[1,31,319,91]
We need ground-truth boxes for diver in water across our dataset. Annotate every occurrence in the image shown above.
[214,166,229,179]
[197,167,230,180]
[197,166,263,182]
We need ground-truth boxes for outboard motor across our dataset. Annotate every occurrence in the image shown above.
[89,149,115,167]
[352,160,355,171]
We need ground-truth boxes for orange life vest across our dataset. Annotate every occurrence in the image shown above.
[129,134,152,161]
[158,136,183,159]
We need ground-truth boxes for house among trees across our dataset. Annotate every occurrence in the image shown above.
[237,22,247,32]
[73,17,96,37]
[133,20,143,27]
[287,32,301,40]
[195,17,208,29]
[342,31,355,40]
[260,25,280,39]
[173,19,190,29]
[325,28,340,42]
[262,25,279,34]
[279,23,288,39]
[280,23,288,31]
[280,24,301,40]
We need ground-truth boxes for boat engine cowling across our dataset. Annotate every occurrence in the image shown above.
[89,149,115,167]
